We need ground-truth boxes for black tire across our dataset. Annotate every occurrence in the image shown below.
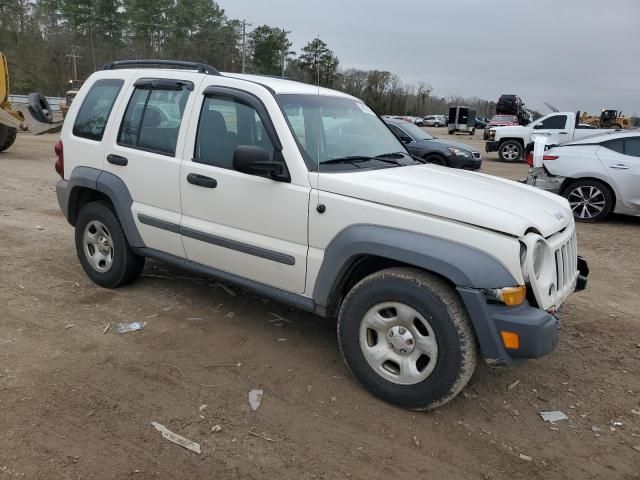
[75,201,145,288]
[448,130,454,135]
[562,179,613,223]
[483,130,489,141]
[434,122,441,127]
[498,140,523,162]
[337,268,478,410]
[470,128,475,136]
[424,154,447,167]
[28,93,54,123]
[0,125,17,152]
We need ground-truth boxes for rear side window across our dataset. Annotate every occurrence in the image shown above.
[601,138,624,154]
[624,138,640,157]
[118,81,191,156]
[72,79,123,141]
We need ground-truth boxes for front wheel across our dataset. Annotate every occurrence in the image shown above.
[498,140,522,162]
[337,268,478,410]
[563,179,613,222]
[0,125,17,152]
[75,201,145,288]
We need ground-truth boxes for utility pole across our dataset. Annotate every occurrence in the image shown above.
[67,46,81,80]
[241,19,252,73]
[281,28,287,78]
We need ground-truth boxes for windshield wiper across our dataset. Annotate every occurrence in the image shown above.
[322,155,403,166]
[376,152,427,164]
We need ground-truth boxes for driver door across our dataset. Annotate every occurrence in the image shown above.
[532,114,570,144]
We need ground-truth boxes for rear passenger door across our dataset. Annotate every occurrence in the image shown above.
[597,136,640,211]
[104,75,199,258]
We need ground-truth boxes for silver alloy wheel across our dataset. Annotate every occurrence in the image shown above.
[83,220,114,273]
[359,302,438,385]
[500,143,520,161]
[567,185,606,219]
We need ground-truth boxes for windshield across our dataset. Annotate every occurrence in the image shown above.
[492,115,516,122]
[394,121,434,140]
[276,94,406,170]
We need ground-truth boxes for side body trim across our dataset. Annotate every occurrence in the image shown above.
[138,214,296,266]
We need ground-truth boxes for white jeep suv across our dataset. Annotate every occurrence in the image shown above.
[55,60,588,410]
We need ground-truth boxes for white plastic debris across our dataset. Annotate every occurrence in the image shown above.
[199,404,207,412]
[519,454,532,461]
[151,422,201,454]
[248,389,264,411]
[34,225,44,231]
[539,411,569,423]
[117,322,146,333]
[507,380,520,391]
[591,426,602,432]
[211,424,222,433]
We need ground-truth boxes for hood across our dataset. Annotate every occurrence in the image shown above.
[318,165,571,237]
[489,121,517,127]
[422,138,480,153]
[492,125,527,134]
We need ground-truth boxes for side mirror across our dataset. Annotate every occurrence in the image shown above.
[400,135,413,144]
[233,145,290,182]
[533,123,544,130]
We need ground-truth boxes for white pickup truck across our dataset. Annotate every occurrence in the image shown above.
[486,111,612,162]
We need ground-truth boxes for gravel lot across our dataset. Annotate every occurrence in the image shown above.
[1,130,639,479]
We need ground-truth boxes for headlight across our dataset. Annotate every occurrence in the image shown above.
[447,147,471,158]
[489,130,496,140]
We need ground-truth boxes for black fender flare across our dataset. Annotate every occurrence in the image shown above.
[312,224,517,308]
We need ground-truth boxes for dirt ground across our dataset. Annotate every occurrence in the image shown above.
[1,131,639,480]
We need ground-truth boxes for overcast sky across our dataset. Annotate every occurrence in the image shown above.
[220,0,639,116]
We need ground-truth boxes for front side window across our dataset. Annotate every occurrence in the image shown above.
[72,79,123,141]
[276,94,405,170]
[194,95,274,170]
[118,83,190,156]
[539,115,567,129]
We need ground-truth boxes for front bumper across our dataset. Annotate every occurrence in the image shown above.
[448,154,482,170]
[457,256,589,365]
[485,140,499,152]
[525,167,565,194]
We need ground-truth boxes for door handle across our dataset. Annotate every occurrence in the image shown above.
[107,154,128,166]
[610,164,629,170]
[187,173,217,188]
[559,132,568,135]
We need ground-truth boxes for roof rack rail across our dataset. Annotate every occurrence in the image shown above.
[102,59,220,76]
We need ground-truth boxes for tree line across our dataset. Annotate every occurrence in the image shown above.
[1,0,498,117]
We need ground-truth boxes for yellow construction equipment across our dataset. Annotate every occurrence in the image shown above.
[580,110,632,129]
[60,79,83,119]
[0,52,62,152]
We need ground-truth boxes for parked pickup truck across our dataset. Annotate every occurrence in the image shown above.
[486,111,614,162]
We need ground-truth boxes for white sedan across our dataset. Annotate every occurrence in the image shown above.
[526,130,640,222]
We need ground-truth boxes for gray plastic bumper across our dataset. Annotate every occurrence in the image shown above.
[457,287,558,366]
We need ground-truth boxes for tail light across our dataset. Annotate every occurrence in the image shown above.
[526,152,558,167]
[54,140,64,178]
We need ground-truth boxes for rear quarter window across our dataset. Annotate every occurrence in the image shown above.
[601,138,624,154]
[72,79,124,141]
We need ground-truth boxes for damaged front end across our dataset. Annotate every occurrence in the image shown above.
[525,166,565,194]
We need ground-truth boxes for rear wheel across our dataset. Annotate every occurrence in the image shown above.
[75,201,145,287]
[562,179,613,222]
[498,140,522,162]
[337,268,478,410]
[0,125,17,152]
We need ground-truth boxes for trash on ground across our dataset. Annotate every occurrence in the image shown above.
[151,421,201,454]
[117,322,146,333]
[248,430,274,442]
[277,338,287,342]
[633,445,640,452]
[224,312,235,319]
[519,454,532,461]
[412,435,421,448]
[64,323,75,329]
[631,409,640,416]
[145,314,158,319]
[249,389,264,411]
[507,380,520,391]
[211,424,222,433]
[102,322,111,334]
[591,426,602,432]
[612,420,623,427]
[34,225,44,230]
[539,411,568,423]
[199,404,207,412]
[212,282,237,296]
[268,312,294,326]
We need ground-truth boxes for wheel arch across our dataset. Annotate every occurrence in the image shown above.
[313,225,517,317]
[499,137,525,148]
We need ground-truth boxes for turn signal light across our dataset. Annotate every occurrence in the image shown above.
[501,331,520,350]
[500,286,527,306]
